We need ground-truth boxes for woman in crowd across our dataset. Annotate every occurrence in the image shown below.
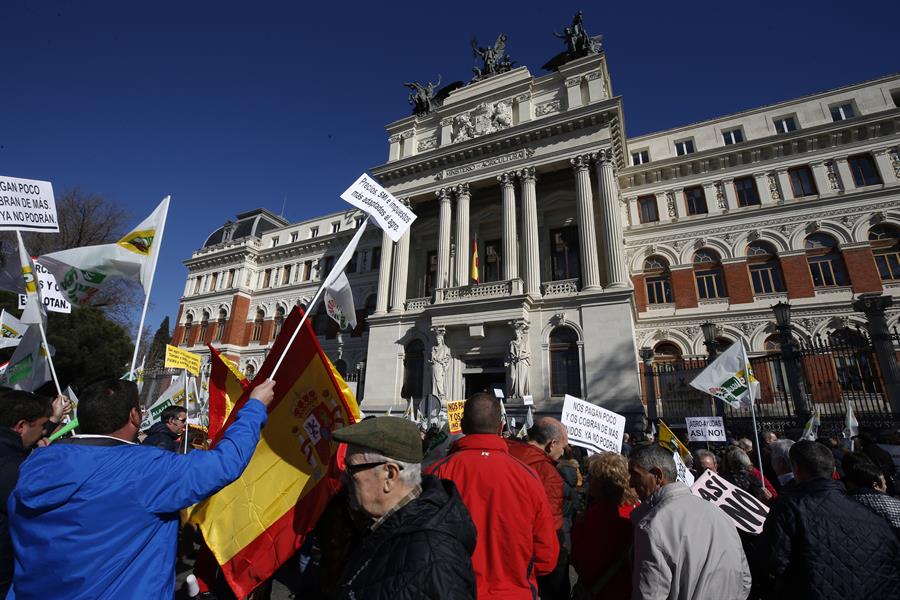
[721,446,775,503]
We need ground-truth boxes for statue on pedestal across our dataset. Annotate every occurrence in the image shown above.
[404,75,441,116]
[429,327,451,401]
[470,34,515,83]
[506,322,531,399]
[543,11,603,71]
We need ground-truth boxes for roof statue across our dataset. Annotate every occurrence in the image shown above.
[542,11,603,71]
[403,75,465,116]
[470,33,515,83]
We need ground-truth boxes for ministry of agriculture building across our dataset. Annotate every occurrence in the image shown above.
[171,17,900,427]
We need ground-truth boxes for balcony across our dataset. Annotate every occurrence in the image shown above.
[541,278,580,297]
[437,279,519,303]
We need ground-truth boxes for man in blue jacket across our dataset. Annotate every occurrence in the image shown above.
[7,376,274,600]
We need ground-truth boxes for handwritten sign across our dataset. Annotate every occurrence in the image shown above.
[0,176,58,232]
[18,261,71,313]
[691,470,769,534]
[522,394,534,406]
[447,400,465,434]
[164,344,202,376]
[340,174,416,242]
[685,416,726,442]
[561,394,626,453]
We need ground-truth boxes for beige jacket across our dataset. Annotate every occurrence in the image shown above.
[630,482,751,600]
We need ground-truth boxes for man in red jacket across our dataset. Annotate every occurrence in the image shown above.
[427,394,559,599]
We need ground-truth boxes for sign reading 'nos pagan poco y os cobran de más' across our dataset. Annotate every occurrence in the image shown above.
[0,177,58,232]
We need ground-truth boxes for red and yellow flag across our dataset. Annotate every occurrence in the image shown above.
[206,345,249,441]
[191,307,360,597]
[471,238,479,284]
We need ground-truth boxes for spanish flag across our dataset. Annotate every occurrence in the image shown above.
[191,307,360,596]
[471,238,479,284]
[657,419,691,460]
[206,345,249,441]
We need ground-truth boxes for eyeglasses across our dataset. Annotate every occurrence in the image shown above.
[344,461,388,476]
[173,418,187,424]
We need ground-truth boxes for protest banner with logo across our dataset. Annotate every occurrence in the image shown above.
[447,400,465,434]
[691,469,769,534]
[141,371,188,430]
[561,394,626,453]
[165,344,202,376]
[18,261,71,314]
[685,416,726,442]
[0,310,26,349]
[0,176,58,232]
[339,174,416,242]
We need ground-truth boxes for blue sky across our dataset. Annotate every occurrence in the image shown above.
[1,0,897,337]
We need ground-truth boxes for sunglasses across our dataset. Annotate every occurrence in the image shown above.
[344,461,387,476]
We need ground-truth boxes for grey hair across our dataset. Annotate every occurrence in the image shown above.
[724,447,752,472]
[347,445,422,487]
[628,444,677,482]
[770,439,795,471]
[692,449,717,466]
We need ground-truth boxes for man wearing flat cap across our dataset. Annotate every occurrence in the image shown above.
[331,416,477,600]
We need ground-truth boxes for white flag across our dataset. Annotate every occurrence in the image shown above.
[40,197,169,305]
[690,340,759,409]
[0,310,27,349]
[16,232,46,326]
[843,401,859,440]
[801,408,821,441]
[141,370,188,430]
[63,385,79,424]
[324,271,357,330]
[2,325,52,392]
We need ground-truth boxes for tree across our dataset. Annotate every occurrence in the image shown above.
[145,316,170,370]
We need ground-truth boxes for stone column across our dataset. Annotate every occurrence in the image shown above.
[570,155,601,290]
[702,183,722,215]
[519,167,540,296]
[594,149,629,288]
[436,188,453,293]
[454,184,471,287]
[390,225,411,313]
[654,191,672,224]
[776,169,793,201]
[833,156,854,191]
[374,229,394,314]
[809,162,832,197]
[498,172,519,281]
[721,178,737,210]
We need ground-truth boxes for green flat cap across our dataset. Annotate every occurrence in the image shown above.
[332,416,423,463]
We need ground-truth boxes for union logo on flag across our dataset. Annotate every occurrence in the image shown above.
[117,229,155,255]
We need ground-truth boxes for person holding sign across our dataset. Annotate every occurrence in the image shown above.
[627,444,751,600]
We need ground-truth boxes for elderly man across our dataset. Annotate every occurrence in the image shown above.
[768,438,795,492]
[628,444,751,600]
[332,416,476,599]
[690,448,718,477]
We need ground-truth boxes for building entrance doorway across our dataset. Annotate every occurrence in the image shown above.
[463,372,506,399]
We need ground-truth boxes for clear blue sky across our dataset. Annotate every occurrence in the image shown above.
[2,0,897,337]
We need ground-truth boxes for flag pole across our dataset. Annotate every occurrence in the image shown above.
[743,340,766,486]
[269,217,370,379]
[129,196,170,378]
[183,368,189,454]
[36,320,62,396]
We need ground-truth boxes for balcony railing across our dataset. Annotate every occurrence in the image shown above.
[541,278,580,297]
[405,297,432,311]
[438,279,516,303]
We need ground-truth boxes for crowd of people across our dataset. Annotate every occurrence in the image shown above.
[2,382,900,599]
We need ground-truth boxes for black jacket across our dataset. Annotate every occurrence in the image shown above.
[335,474,477,600]
[752,477,900,599]
[141,421,178,452]
[0,428,29,597]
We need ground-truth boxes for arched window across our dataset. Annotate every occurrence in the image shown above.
[805,233,848,288]
[550,327,581,397]
[402,339,425,400]
[764,335,781,353]
[198,311,209,344]
[644,256,672,304]
[182,313,194,346]
[747,242,784,295]
[272,305,285,341]
[715,337,734,352]
[251,309,264,342]
[693,249,727,300]
[214,309,226,342]
[652,342,682,367]
[869,224,900,281]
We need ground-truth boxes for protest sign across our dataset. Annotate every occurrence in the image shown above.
[673,451,695,486]
[685,416,726,442]
[0,176,58,232]
[522,394,534,406]
[340,174,416,242]
[691,469,769,534]
[165,344,201,376]
[447,400,465,434]
[18,261,71,314]
[561,394,626,453]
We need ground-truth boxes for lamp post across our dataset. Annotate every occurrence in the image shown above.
[701,322,719,359]
[638,347,658,430]
[771,301,809,423]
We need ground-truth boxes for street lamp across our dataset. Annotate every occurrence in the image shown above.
[701,322,719,358]
[769,301,809,423]
[638,347,658,429]
[772,301,792,329]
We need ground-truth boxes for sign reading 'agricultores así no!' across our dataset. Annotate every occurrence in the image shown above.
[0,176,58,232]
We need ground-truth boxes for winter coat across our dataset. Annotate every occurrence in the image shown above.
[0,429,28,598]
[505,440,564,531]
[427,434,559,600]
[631,483,751,600]
[849,487,900,534]
[557,458,582,549]
[571,500,635,600]
[7,399,267,600]
[752,477,900,599]
[141,421,179,452]
[335,475,477,600]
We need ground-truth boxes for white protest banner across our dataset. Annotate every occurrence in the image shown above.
[18,261,71,314]
[0,176,58,232]
[493,388,505,399]
[561,394,626,453]
[340,174,416,242]
[685,416,726,442]
[674,451,695,487]
[0,310,27,349]
[690,469,769,534]
[522,394,534,406]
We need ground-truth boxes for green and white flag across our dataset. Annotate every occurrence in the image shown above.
[141,370,187,430]
[2,325,52,392]
[801,407,821,441]
[40,197,169,305]
[689,340,759,409]
[324,271,357,330]
[0,310,27,349]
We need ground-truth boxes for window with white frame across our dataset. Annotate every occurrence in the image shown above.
[309,226,319,238]
[722,128,744,145]
[773,115,798,134]
[632,149,650,165]
[331,222,341,234]
[271,237,279,247]
[674,139,695,156]
[829,102,855,122]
